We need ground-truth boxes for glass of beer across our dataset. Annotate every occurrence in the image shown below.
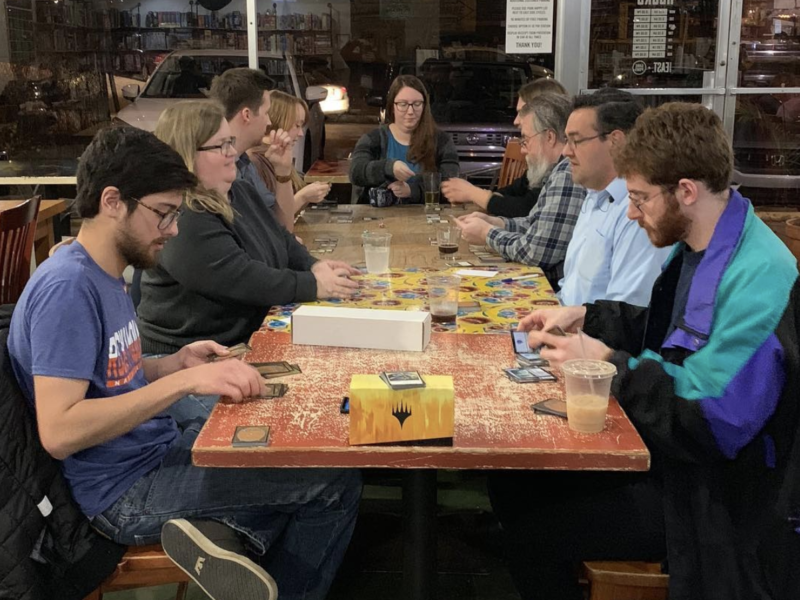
[436,223,460,266]
[561,359,617,433]
[423,172,441,211]
[427,273,461,324]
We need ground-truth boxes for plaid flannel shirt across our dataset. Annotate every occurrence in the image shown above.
[486,158,585,283]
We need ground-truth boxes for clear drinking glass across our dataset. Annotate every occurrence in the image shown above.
[362,231,392,274]
[436,224,460,266]
[423,172,441,211]
[427,273,461,324]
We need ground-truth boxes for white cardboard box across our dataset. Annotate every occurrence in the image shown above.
[292,306,431,352]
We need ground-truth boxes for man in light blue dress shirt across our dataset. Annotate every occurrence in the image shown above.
[557,90,672,307]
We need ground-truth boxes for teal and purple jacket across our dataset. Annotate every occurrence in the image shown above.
[584,190,800,600]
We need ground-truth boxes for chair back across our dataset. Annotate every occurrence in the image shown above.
[0,196,41,304]
[498,139,527,189]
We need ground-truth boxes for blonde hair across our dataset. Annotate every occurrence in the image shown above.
[266,90,308,190]
[153,100,235,222]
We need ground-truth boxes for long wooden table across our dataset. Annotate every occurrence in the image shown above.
[192,204,650,600]
[0,199,70,264]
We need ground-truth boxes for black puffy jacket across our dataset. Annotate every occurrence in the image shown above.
[0,305,125,600]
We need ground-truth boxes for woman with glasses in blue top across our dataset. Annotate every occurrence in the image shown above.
[349,74,459,205]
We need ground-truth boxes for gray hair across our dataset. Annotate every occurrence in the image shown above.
[519,93,571,142]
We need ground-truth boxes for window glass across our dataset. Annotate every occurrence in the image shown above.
[589,1,719,89]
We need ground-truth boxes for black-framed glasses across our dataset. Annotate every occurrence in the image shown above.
[565,133,604,149]
[394,100,425,112]
[520,130,547,150]
[197,137,237,155]
[629,189,668,212]
[132,198,182,230]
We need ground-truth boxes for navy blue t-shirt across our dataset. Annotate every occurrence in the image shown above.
[8,241,178,517]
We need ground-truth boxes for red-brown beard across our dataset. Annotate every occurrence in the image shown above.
[640,191,690,248]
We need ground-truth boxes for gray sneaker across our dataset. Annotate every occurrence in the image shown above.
[161,519,278,600]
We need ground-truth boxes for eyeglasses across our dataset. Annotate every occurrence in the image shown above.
[628,189,667,212]
[132,198,183,230]
[519,130,546,150]
[394,101,425,112]
[565,133,604,149]
[197,137,237,155]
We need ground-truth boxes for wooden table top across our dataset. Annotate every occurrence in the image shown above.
[296,203,474,267]
[192,331,650,472]
[0,199,70,221]
[304,159,351,184]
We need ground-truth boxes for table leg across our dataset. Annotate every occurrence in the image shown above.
[402,469,437,600]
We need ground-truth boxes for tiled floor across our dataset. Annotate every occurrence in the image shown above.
[104,473,522,600]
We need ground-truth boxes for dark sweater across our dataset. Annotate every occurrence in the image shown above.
[486,174,542,218]
[349,124,460,204]
[138,180,318,354]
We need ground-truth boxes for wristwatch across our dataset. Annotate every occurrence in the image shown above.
[275,173,292,184]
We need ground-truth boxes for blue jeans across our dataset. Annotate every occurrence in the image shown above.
[91,395,362,600]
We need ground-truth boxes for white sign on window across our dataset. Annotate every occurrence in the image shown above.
[505,0,554,54]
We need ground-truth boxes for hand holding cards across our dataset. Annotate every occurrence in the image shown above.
[208,342,251,362]
[252,361,302,379]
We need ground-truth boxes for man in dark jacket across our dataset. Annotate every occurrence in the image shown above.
[491,103,800,600]
[0,304,125,599]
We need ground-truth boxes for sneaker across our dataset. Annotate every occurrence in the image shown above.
[161,519,278,600]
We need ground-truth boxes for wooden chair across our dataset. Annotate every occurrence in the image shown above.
[463,138,527,191]
[583,561,669,600]
[82,544,190,600]
[496,138,527,189]
[0,195,41,304]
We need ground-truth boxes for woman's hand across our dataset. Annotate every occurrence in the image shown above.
[388,181,412,198]
[296,182,331,205]
[393,161,415,182]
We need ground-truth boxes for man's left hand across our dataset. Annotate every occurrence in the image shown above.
[456,216,493,245]
[526,330,613,368]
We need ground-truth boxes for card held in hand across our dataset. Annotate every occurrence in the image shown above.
[253,362,302,379]
[208,342,252,362]
[257,383,289,399]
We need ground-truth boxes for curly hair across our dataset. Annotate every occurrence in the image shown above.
[614,102,733,194]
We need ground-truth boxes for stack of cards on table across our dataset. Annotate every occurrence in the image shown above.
[253,361,302,379]
[504,367,557,383]
[232,425,270,447]
[469,245,506,264]
[330,207,353,223]
[311,237,338,254]
[209,342,251,361]
[379,370,426,390]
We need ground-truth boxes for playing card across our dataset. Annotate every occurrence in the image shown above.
[232,425,270,447]
[257,383,289,398]
[208,342,251,362]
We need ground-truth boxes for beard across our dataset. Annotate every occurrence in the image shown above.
[526,153,551,188]
[116,227,166,270]
[641,192,690,248]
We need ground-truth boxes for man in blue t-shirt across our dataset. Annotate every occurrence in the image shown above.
[8,127,360,600]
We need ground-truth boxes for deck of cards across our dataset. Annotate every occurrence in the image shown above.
[253,361,302,379]
[258,383,289,398]
[380,370,426,390]
[504,367,557,383]
[208,342,251,362]
[232,425,270,447]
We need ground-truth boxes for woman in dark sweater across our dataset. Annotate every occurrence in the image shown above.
[137,101,358,354]
[349,74,459,205]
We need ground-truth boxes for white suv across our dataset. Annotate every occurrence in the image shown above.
[115,49,327,172]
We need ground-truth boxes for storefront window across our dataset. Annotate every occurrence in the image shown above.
[588,0,719,89]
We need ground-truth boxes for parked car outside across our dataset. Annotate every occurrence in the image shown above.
[114,49,327,172]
